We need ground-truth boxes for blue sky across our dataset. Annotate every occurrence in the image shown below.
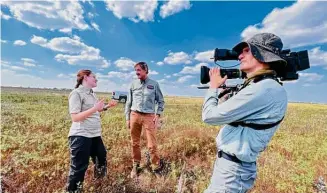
[1,1,327,103]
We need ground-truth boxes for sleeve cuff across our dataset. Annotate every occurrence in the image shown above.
[206,88,219,97]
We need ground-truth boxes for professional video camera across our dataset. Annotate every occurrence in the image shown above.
[199,48,310,88]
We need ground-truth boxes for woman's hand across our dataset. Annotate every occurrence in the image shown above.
[103,100,118,111]
[107,100,118,108]
[94,99,105,112]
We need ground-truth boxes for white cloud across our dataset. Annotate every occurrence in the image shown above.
[72,35,81,41]
[21,58,36,63]
[190,84,198,88]
[81,0,95,8]
[1,39,8,44]
[149,70,159,75]
[55,54,110,68]
[180,63,208,74]
[157,61,164,66]
[13,40,27,46]
[163,51,192,65]
[1,60,11,67]
[31,35,110,68]
[160,0,191,18]
[0,10,11,20]
[1,69,75,89]
[91,22,100,32]
[190,84,205,88]
[88,12,95,18]
[114,57,135,71]
[1,59,30,71]
[57,73,70,78]
[158,79,168,84]
[10,66,28,71]
[107,71,133,80]
[21,58,37,67]
[298,73,323,82]
[194,50,214,63]
[22,62,36,67]
[2,1,89,32]
[1,69,127,93]
[30,36,47,46]
[165,75,171,79]
[303,83,315,87]
[31,35,88,53]
[308,47,327,69]
[59,28,72,33]
[241,1,327,48]
[95,72,110,79]
[283,80,298,84]
[177,75,194,83]
[105,1,158,23]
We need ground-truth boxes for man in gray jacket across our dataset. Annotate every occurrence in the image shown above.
[125,62,165,178]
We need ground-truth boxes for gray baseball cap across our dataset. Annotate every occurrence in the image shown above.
[232,33,287,66]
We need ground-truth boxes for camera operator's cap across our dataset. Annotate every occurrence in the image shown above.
[232,33,287,66]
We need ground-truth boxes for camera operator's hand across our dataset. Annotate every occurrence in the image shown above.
[209,67,228,89]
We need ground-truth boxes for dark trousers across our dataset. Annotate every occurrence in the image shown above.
[67,136,107,192]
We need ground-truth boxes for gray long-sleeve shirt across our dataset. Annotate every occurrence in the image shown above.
[125,77,165,120]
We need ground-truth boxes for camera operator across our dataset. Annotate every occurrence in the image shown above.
[202,33,288,193]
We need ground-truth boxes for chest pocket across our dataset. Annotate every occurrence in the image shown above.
[144,84,155,97]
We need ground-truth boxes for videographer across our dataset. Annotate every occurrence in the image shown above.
[202,33,288,193]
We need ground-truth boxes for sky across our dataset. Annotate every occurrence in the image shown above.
[1,0,327,103]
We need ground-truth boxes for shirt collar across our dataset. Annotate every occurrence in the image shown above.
[140,77,149,84]
[79,85,93,94]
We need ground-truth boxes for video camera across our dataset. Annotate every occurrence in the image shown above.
[200,48,310,86]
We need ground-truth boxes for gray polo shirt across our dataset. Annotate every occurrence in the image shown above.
[68,86,101,138]
[125,77,165,120]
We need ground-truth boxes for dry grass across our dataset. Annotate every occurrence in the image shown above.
[1,88,327,193]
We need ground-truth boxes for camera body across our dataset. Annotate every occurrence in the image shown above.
[200,48,310,84]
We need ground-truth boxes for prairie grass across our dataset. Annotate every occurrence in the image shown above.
[1,88,326,193]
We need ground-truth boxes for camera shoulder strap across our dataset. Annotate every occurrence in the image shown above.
[238,74,282,92]
[229,117,284,130]
[230,75,284,130]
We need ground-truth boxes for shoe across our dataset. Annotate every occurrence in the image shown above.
[130,162,142,178]
[152,158,165,176]
[94,164,106,179]
[66,181,83,193]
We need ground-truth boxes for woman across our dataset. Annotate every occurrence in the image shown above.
[66,69,117,192]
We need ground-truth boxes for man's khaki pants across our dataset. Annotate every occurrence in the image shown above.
[130,111,160,167]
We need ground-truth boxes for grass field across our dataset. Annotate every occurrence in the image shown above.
[1,87,327,193]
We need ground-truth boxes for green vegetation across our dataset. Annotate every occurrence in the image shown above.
[1,88,326,193]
